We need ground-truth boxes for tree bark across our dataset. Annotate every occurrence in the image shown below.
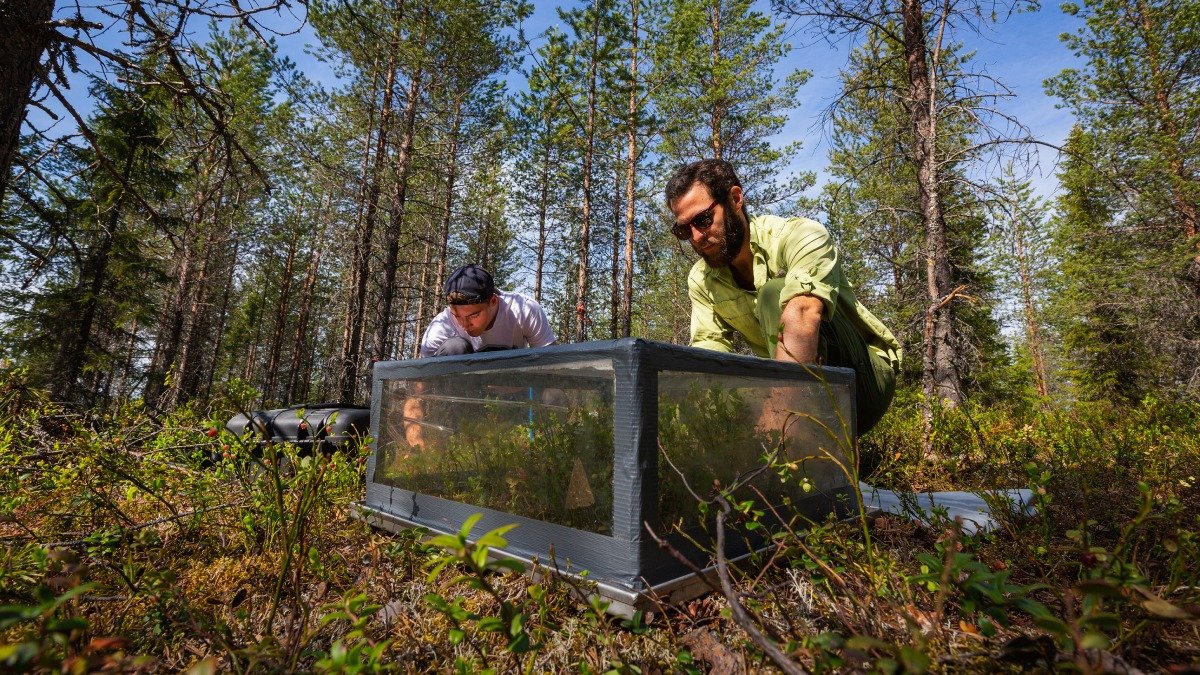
[575,0,602,342]
[901,0,962,460]
[1133,0,1199,292]
[0,0,54,202]
[611,156,621,339]
[709,0,723,159]
[535,118,553,303]
[264,228,298,403]
[1011,207,1048,397]
[622,0,639,338]
[287,198,329,403]
[420,100,463,357]
[338,47,396,402]
[374,37,424,362]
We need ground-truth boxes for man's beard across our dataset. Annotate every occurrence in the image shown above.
[697,206,746,268]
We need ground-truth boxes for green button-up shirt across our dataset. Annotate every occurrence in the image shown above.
[688,214,902,369]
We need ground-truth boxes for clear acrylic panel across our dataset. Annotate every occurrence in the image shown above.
[656,371,854,533]
[373,361,616,535]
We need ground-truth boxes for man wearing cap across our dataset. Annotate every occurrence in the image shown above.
[665,159,901,436]
[419,264,556,357]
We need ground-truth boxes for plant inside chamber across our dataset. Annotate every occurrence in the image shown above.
[374,380,851,536]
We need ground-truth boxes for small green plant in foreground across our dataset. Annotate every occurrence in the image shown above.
[311,591,394,673]
[423,514,544,673]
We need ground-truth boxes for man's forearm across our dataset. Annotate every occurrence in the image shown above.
[774,294,823,363]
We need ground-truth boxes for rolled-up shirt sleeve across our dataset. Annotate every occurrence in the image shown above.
[774,218,841,321]
[688,272,735,353]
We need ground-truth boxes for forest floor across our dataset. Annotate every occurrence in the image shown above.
[2,370,1199,673]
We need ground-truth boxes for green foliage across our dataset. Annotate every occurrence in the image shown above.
[312,592,394,673]
[909,540,1050,637]
[1045,0,1200,401]
[0,582,96,671]
[651,0,813,210]
[822,28,1012,402]
[423,515,544,671]
[378,396,615,533]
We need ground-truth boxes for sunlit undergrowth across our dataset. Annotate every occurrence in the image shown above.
[2,366,1197,673]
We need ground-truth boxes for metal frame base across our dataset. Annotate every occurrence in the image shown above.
[352,501,751,620]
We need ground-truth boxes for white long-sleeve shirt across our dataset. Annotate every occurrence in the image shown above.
[418,290,556,357]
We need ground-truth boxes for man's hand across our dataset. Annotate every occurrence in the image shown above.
[402,395,425,449]
[775,294,822,363]
[754,386,800,449]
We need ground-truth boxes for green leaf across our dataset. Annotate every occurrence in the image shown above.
[476,524,519,549]
[1083,612,1122,631]
[1077,579,1125,600]
[1012,597,1053,618]
[1079,632,1109,650]
[507,631,532,654]
[478,617,506,633]
[459,513,484,538]
[427,532,463,549]
[426,559,452,583]
[899,646,931,673]
[449,627,466,645]
[1033,615,1071,636]
[510,612,526,636]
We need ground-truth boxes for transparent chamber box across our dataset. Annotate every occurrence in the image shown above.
[356,339,859,614]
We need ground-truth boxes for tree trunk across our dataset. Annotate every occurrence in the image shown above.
[611,157,621,339]
[1011,208,1048,397]
[55,231,113,403]
[535,119,552,303]
[622,0,639,338]
[0,0,54,202]
[421,99,462,357]
[709,0,723,159]
[265,229,298,403]
[901,0,961,460]
[1133,0,1200,293]
[575,0,602,342]
[287,203,328,403]
[144,237,194,408]
[170,228,216,407]
[374,53,423,362]
[207,222,240,398]
[338,50,396,402]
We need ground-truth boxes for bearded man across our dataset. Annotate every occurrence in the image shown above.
[665,159,901,435]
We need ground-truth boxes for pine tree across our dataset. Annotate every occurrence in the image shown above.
[3,74,179,406]
[1046,0,1200,397]
[986,166,1054,400]
[653,0,811,209]
[1048,126,1158,402]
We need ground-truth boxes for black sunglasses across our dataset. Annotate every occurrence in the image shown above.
[671,200,719,240]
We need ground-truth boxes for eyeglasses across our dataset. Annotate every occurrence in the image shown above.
[671,200,719,240]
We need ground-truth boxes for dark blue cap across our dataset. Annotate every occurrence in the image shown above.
[444,264,495,305]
